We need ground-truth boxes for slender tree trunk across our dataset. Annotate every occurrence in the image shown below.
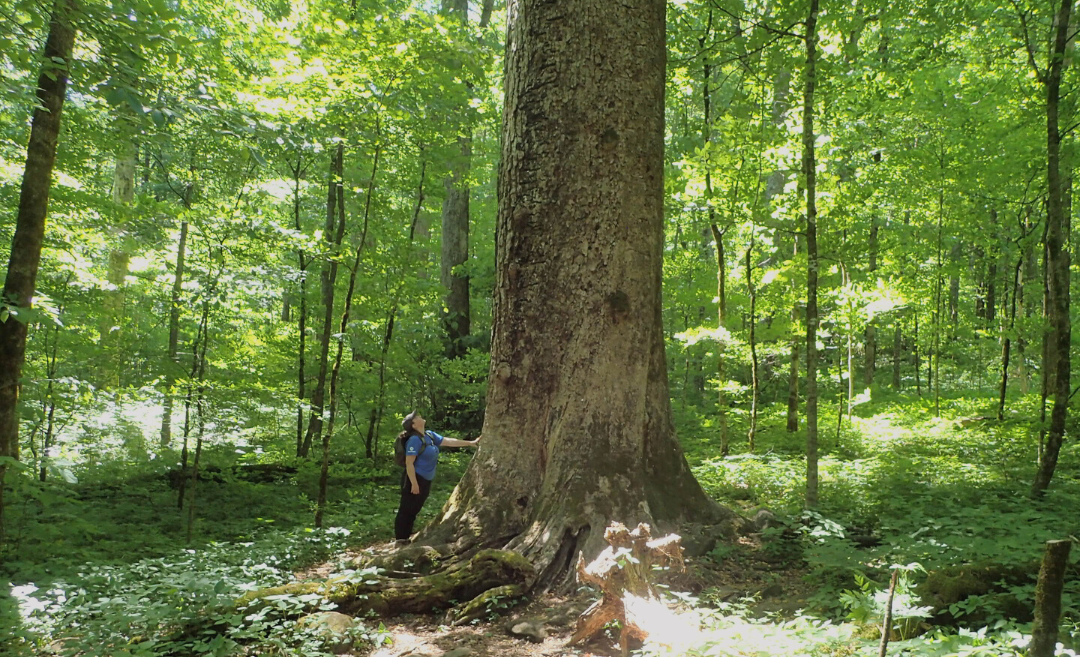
[1033,0,1073,495]
[804,0,821,508]
[746,238,758,452]
[302,144,346,457]
[914,311,922,396]
[892,321,902,388]
[365,159,427,461]
[787,304,800,432]
[0,0,76,542]
[161,219,188,447]
[315,135,380,528]
[101,142,136,388]
[710,224,729,455]
[291,157,309,457]
[1019,213,1036,394]
[987,237,998,324]
[185,290,212,543]
[934,180,943,417]
[39,285,66,481]
[423,0,734,578]
[1040,224,1051,462]
[865,217,878,389]
[702,15,729,455]
[440,0,473,359]
[948,241,961,332]
[998,256,1023,420]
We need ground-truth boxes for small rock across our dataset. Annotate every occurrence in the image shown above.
[297,612,355,654]
[758,583,784,599]
[752,508,777,532]
[441,649,473,657]
[508,619,548,643]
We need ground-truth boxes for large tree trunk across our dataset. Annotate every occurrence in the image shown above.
[423,0,736,584]
[0,0,76,542]
[301,144,346,457]
[1033,0,1073,495]
[803,0,821,508]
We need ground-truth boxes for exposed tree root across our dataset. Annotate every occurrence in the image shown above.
[237,549,534,617]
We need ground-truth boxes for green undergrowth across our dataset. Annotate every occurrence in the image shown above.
[0,445,469,656]
[642,593,1077,657]
[676,390,1080,651]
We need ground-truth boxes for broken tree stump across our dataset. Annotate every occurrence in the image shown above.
[569,522,685,656]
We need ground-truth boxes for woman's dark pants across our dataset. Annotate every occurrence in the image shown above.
[394,472,432,540]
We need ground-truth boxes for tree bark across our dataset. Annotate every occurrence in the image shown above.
[948,241,961,331]
[315,133,379,528]
[365,159,427,461]
[804,0,821,508]
[160,211,188,447]
[892,321,902,389]
[702,15,729,454]
[1028,539,1073,657]
[1033,0,1073,496]
[934,179,944,417]
[746,237,758,452]
[423,0,736,583]
[288,155,309,457]
[865,217,878,389]
[0,0,76,542]
[440,0,473,359]
[100,142,136,387]
[302,144,346,457]
[998,256,1023,421]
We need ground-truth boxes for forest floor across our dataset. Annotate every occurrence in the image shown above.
[295,531,810,657]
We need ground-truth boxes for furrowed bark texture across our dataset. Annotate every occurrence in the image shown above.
[1028,539,1072,657]
[1033,0,1073,495]
[424,0,733,582]
[0,0,76,540]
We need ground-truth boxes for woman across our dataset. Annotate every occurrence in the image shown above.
[394,410,480,545]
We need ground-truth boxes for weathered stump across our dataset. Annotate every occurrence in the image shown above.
[569,522,684,656]
[1029,539,1073,657]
